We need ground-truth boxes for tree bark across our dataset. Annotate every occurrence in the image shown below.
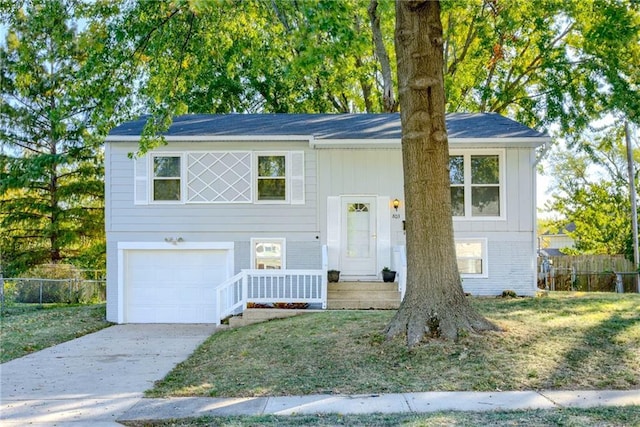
[385,0,498,347]
[368,0,398,112]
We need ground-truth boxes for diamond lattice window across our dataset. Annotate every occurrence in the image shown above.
[187,152,252,203]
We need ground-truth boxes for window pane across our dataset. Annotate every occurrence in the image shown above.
[449,155,464,184]
[154,179,181,200]
[258,156,285,177]
[255,242,282,269]
[347,203,371,258]
[458,259,483,274]
[456,241,483,275]
[471,155,499,184]
[154,156,181,177]
[472,186,500,216]
[456,241,482,257]
[451,187,465,216]
[258,178,286,200]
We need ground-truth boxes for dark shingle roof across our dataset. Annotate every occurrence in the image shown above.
[108,113,548,140]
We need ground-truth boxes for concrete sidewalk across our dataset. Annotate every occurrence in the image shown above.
[119,390,640,422]
[0,324,217,426]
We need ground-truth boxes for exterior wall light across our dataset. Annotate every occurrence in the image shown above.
[393,198,400,211]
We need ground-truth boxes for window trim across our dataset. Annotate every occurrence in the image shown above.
[456,238,489,278]
[150,152,185,204]
[141,150,304,205]
[450,149,506,220]
[251,238,286,270]
[254,152,289,204]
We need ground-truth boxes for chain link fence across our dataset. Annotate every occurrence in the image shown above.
[0,270,106,315]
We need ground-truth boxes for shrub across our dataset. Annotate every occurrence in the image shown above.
[501,289,518,298]
[13,264,104,304]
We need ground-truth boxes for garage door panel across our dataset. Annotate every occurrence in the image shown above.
[124,248,230,323]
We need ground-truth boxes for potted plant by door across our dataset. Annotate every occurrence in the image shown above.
[382,267,396,282]
[327,269,340,283]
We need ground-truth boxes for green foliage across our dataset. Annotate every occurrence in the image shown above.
[0,0,120,276]
[9,264,105,304]
[544,126,639,257]
[99,0,639,150]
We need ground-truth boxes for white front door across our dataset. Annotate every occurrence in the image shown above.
[340,196,377,276]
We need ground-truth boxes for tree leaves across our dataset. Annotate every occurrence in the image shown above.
[0,0,112,276]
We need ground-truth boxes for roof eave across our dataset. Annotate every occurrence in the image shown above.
[104,134,314,143]
[310,137,549,149]
[105,135,550,149]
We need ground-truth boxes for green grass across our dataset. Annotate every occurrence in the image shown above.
[148,292,640,398]
[122,406,640,426]
[0,303,111,363]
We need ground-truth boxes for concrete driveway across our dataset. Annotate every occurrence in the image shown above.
[0,324,217,426]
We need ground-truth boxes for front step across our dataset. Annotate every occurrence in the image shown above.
[327,281,401,310]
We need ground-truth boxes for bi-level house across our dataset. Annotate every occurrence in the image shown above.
[104,113,549,324]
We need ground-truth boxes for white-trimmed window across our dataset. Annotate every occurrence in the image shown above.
[251,238,286,269]
[254,152,305,204]
[152,154,183,202]
[256,153,287,201]
[450,150,504,219]
[455,238,488,277]
[135,151,304,205]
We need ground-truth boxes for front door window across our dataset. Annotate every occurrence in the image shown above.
[347,203,371,258]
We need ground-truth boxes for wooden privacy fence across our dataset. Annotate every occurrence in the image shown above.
[538,254,638,293]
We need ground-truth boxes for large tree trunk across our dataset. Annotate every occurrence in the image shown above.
[385,0,498,347]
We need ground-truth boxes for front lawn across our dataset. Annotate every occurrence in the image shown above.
[149,292,640,397]
[0,303,111,363]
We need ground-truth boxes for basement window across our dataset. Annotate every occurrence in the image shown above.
[455,239,488,278]
[251,238,286,270]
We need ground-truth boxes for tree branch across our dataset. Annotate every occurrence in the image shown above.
[368,0,397,112]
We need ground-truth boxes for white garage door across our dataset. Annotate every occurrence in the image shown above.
[124,249,230,323]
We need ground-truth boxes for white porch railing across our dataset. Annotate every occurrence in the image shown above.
[392,245,407,300]
[216,271,246,322]
[215,245,328,324]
